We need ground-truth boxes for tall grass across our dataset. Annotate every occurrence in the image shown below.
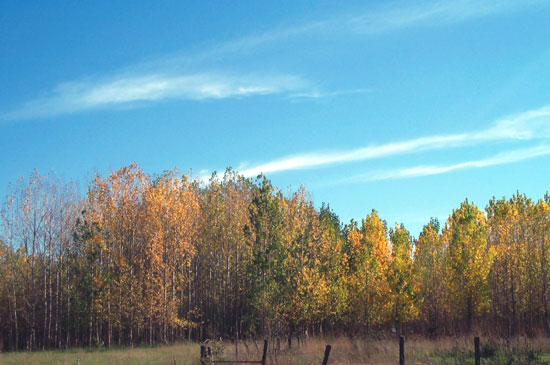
[3,335,550,364]
[0,342,200,364]
[218,335,550,364]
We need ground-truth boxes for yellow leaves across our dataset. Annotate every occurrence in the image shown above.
[340,211,395,326]
[171,315,199,329]
[442,199,495,322]
[347,229,362,264]
[388,224,418,323]
[11,164,550,344]
[81,164,202,339]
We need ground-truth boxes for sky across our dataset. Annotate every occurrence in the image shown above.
[2,0,550,236]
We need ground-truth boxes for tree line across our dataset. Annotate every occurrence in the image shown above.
[1,163,549,351]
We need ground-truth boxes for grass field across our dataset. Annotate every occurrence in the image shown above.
[0,342,200,365]
[2,336,550,364]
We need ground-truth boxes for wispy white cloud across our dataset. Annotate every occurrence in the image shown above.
[238,134,466,178]
[3,0,545,120]
[343,144,550,183]
[289,88,372,101]
[347,0,545,34]
[482,106,550,140]
[232,105,550,178]
[2,73,306,119]
[188,0,544,60]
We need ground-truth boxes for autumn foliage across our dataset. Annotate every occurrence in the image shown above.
[1,164,550,350]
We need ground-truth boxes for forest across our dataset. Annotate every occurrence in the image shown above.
[0,163,549,351]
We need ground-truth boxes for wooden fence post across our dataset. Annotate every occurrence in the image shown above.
[200,345,206,364]
[322,344,332,365]
[474,337,480,365]
[399,336,405,365]
[261,339,268,365]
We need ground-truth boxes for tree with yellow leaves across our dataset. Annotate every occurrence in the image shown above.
[414,218,446,336]
[443,199,495,332]
[84,163,149,346]
[142,170,199,343]
[486,193,532,336]
[388,224,418,334]
[344,210,391,332]
[531,194,550,334]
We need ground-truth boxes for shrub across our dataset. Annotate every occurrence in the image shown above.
[481,341,497,358]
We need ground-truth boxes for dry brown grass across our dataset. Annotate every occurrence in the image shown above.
[223,335,550,364]
[226,336,417,364]
[0,342,200,364]
[3,335,550,364]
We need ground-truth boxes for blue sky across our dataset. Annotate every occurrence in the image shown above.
[2,0,550,236]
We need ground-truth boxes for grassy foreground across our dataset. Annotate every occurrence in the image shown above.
[0,342,200,365]
[3,336,550,364]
